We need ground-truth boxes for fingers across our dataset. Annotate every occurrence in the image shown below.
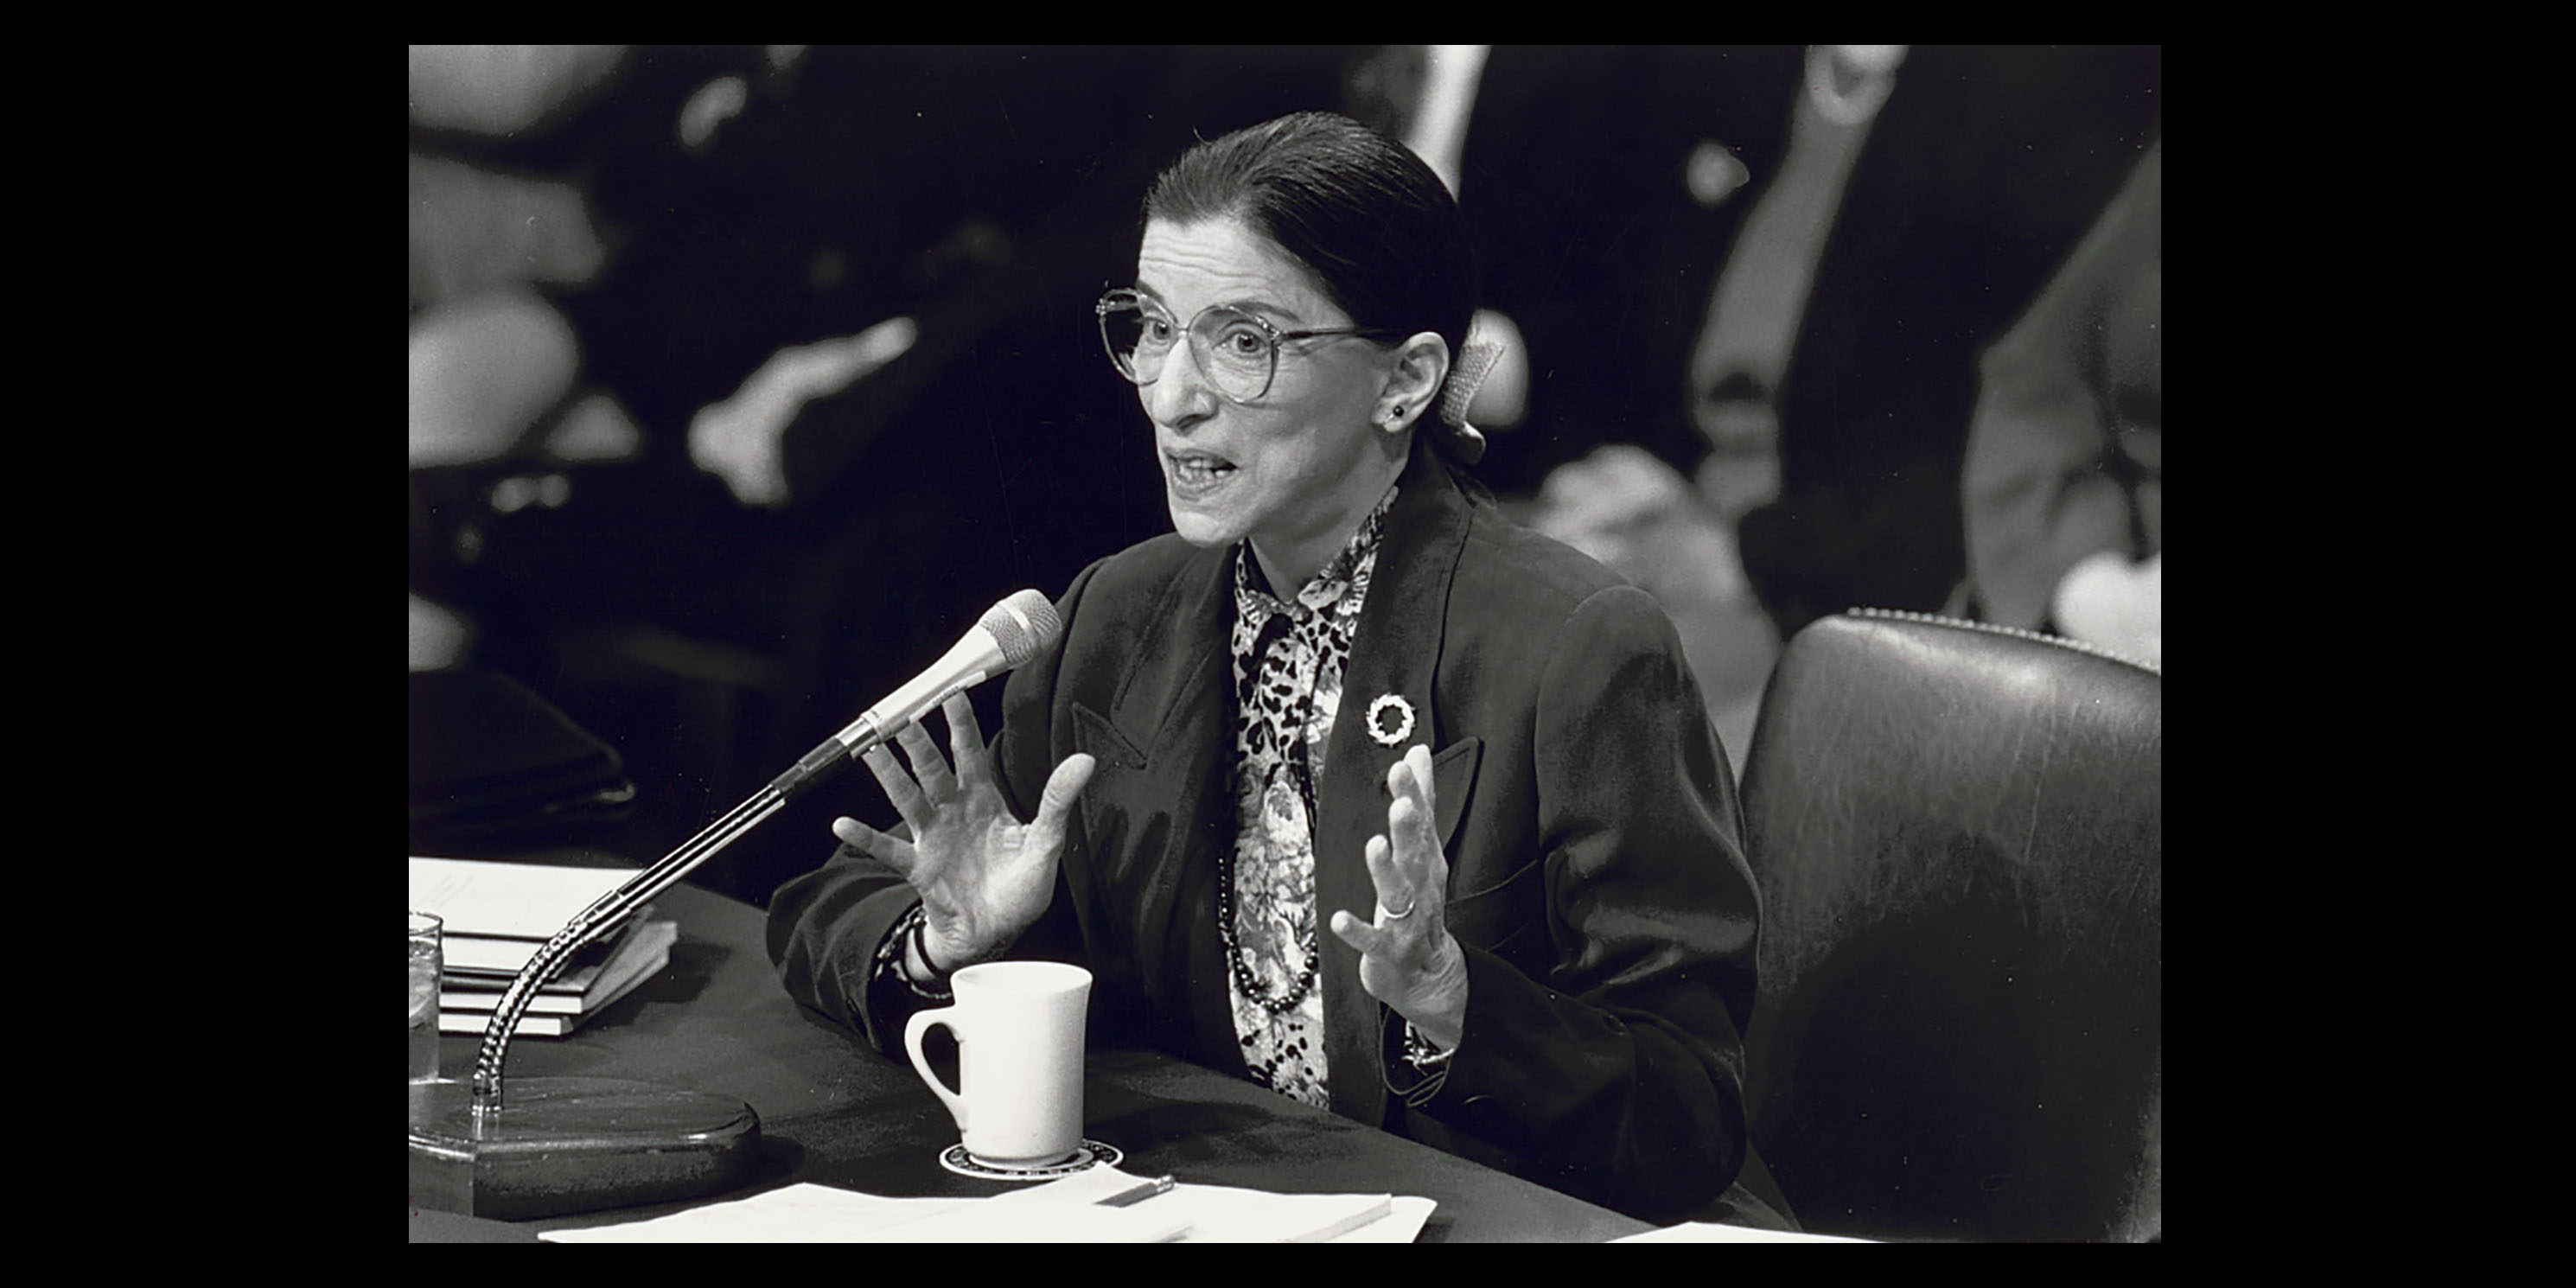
[1023,753,1097,853]
[1362,831,1414,921]
[866,703,975,832]
[832,815,914,873]
[1344,750,1451,958]
[894,719,956,801]
[1328,907,1381,954]
[1329,832,1419,961]
[1384,768,1447,902]
[1401,743,1436,817]
[859,743,931,834]
[942,692,992,791]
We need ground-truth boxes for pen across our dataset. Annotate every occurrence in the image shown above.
[1100,1174,1176,1208]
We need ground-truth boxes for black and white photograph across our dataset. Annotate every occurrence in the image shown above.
[409,44,2161,1243]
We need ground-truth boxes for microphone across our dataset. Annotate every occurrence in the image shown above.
[768,588,1062,800]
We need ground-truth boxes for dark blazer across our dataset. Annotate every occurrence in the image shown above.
[768,442,1778,1227]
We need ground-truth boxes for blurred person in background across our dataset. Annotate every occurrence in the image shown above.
[1961,139,2162,666]
[1452,45,2162,647]
[410,43,632,673]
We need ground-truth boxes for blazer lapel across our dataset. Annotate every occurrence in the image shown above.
[1310,446,1475,1128]
[1078,546,1245,1076]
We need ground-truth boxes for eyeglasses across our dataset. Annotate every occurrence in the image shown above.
[1096,288,1401,404]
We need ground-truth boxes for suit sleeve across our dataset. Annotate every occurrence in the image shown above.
[763,834,927,1056]
[764,563,1101,1055]
[1402,583,1762,1225]
[1963,141,2163,631]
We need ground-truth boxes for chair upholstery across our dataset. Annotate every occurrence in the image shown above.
[1739,609,2160,1241]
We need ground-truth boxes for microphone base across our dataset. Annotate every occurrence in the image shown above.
[408,1076,762,1221]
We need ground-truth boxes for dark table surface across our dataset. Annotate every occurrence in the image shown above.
[409,867,1654,1243]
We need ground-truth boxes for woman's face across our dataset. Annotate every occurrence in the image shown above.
[1131,215,1405,588]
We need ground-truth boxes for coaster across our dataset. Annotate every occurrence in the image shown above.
[938,1138,1122,1182]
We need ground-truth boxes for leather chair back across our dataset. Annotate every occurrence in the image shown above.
[1739,610,2160,1241]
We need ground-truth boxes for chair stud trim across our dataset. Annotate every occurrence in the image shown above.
[1844,607,2161,677]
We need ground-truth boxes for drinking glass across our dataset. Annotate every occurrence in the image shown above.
[409,911,442,1084]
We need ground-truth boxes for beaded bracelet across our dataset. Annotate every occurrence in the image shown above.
[875,902,953,1003]
[1379,1012,1455,1108]
[1402,1023,1457,1072]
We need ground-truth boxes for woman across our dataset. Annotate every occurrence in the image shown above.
[768,112,1785,1229]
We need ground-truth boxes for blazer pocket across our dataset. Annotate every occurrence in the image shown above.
[1073,702,1147,771]
[1447,856,1536,907]
[1444,856,1540,960]
[1431,736,1480,851]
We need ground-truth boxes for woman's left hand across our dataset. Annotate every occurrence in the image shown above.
[1329,744,1470,1049]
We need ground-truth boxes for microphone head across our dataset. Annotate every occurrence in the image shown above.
[979,589,1062,669]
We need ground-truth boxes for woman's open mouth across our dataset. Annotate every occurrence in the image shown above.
[1165,450,1237,494]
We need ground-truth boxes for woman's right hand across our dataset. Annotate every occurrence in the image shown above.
[832,690,1095,974]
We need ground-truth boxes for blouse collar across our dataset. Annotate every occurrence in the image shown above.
[1233,482,1400,624]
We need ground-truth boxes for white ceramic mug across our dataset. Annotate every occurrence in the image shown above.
[903,960,1094,1168]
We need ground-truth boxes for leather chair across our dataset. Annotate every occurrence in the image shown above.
[1738,609,2160,1241]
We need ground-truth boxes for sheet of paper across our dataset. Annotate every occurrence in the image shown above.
[1610,1221,1874,1243]
[538,1184,1184,1243]
[537,1170,1438,1244]
[409,856,634,940]
[1015,1166,1426,1244]
[1329,1196,1438,1244]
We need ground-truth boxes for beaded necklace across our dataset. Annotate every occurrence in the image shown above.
[1217,604,1325,1015]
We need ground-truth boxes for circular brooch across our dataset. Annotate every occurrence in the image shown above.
[1365,693,1415,747]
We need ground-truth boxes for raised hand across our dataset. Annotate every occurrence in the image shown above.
[1328,744,1470,1049]
[831,691,1094,973]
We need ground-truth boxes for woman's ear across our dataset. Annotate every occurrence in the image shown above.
[1379,331,1451,434]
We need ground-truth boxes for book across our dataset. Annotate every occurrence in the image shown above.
[442,920,677,1017]
[438,905,659,980]
[411,855,676,1039]
[437,921,668,1037]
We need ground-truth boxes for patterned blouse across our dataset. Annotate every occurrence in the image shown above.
[1221,484,1397,1107]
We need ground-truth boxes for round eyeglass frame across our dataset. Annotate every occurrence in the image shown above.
[1095,288,1403,404]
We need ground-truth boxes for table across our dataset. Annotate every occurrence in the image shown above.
[409,876,1654,1243]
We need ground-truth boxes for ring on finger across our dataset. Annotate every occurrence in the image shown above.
[1379,899,1417,921]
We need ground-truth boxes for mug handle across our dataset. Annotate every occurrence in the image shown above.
[904,1004,970,1135]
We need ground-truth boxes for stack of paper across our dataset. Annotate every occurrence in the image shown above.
[539,1168,1438,1244]
[410,856,675,1037]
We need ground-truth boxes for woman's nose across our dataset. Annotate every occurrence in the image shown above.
[1142,342,1219,428]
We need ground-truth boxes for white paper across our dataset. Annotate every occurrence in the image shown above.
[539,1184,1185,1243]
[537,1170,1438,1244]
[1611,1221,1874,1243]
[409,856,634,940]
[1013,1167,1426,1243]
